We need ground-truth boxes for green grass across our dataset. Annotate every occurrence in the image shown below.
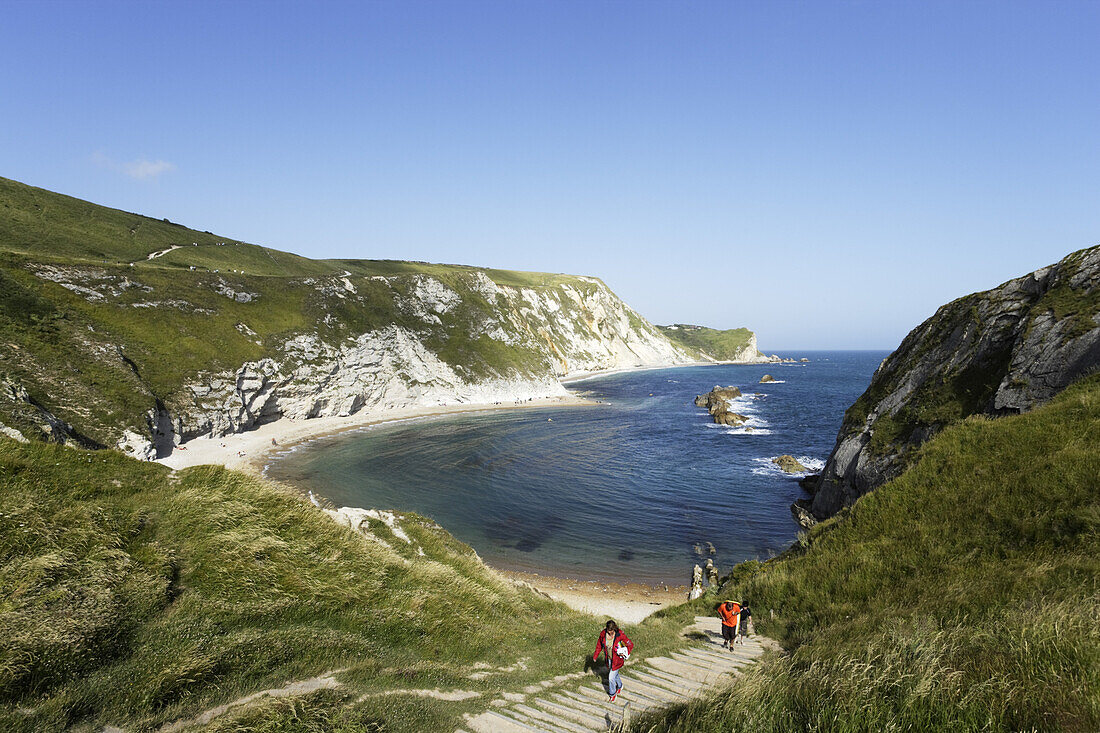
[633,374,1100,732]
[658,325,756,361]
[0,438,692,732]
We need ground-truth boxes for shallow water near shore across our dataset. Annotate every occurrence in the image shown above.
[268,351,887,585]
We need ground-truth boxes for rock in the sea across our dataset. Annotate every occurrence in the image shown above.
[800,357,810,362]
[712,408,748,426]
[759,374,776,383]
[772,455,809,474]
[694,385,746,425]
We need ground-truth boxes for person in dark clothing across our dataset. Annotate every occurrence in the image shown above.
[739,604,753,639]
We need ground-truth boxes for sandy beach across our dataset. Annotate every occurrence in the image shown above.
[502,570,689,624]
[157,393,595,475]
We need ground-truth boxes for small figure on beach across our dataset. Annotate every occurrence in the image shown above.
[271,438,277,446]
[717,599,742,649]
[592,620,633,703]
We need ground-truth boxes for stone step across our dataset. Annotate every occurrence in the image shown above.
[668,650,740,672]
[579,678,653,708]
[570,683,655,714]
[468,709,546,733]
[531,696,611,730]
[679,645,756,666]
[616,676,682,703]
[552,690,631,718]
[636,663,702,691]
[648,656,730,684]
[512,704,592,733]
[630,668,702,696]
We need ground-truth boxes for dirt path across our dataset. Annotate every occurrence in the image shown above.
[460,617,773,732]
[155,671,343,732]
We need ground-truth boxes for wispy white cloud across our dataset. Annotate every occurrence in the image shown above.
[90,150,177,181]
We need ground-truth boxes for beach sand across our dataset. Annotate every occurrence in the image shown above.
[502,570,689,624]
[157,393,594,475]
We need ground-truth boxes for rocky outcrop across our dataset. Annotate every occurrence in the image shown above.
[772,455,809,474]
[694,385,748,426]
[811,245,1100,520]
[791,499,817,529]
[759,374,776,383]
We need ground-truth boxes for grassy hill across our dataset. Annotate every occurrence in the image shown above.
[658,324,759,361]
[0,176,685,454]
[0,176,580,285]
[0,437,693,732]
[635,373,1100,731]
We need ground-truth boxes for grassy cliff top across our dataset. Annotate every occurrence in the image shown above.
[658,324,756,361]
[0,176,589,288]
[636,373,1100,731]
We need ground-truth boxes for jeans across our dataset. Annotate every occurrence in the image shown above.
[608,667,622,696]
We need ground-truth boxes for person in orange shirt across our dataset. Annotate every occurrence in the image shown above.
[717,600,741,649]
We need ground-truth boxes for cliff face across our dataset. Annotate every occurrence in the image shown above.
[812,245,1100,519]
[161,273,694,453]
[0,178,698,459]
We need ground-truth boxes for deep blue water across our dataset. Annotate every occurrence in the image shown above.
[267,351,886,585]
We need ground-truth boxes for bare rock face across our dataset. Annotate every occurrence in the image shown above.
[811,245,1100,520]
[791,499,817,529]
[156,276,699,447]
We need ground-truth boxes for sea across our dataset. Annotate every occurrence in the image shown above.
[266,351,887,586]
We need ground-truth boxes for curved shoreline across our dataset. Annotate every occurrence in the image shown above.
[156,393,596,476]
[155,364,707,621]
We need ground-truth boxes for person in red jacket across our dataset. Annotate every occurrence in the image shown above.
[592,620,634,702]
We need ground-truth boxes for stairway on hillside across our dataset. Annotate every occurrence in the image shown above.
[460,616,769,733]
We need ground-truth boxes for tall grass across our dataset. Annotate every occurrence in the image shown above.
[2,442,677,732]
[635,375,1100,732]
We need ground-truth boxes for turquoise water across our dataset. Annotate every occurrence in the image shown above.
[267,351,886,584]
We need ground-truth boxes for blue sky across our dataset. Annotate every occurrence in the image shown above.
[2,1,1097,349]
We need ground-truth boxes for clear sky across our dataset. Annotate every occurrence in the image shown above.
[2,1,1097,349]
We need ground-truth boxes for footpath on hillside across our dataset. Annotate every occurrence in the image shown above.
[460,616,773,733]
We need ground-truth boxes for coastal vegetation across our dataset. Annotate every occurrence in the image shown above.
[635,373,1100,731]
[0,436,695,732]
[658,324,760,361]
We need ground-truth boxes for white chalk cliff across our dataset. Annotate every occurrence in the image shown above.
[154,273,696,456]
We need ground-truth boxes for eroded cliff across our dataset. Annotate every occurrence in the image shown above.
[0,177,697,459]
